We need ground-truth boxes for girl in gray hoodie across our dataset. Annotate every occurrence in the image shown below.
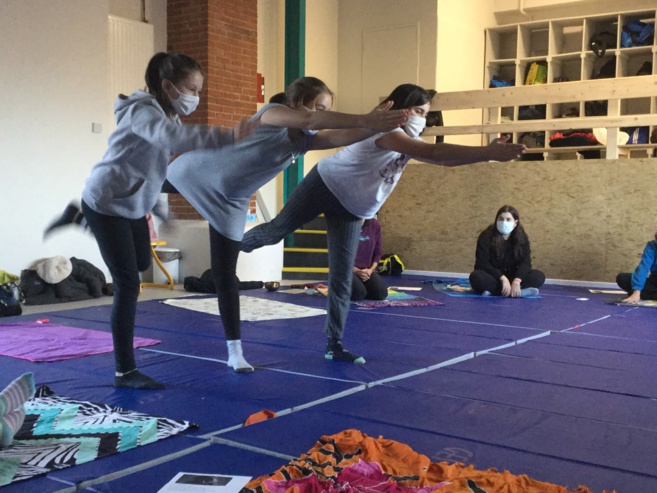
[49,52,256,389]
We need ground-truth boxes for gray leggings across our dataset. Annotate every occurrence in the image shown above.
[242,167,361,339]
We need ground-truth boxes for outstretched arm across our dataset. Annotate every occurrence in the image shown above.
[308,102,408,150]
[375,131,526,166]
[259,102,407,134]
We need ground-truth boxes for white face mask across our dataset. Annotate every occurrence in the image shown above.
[298,105,318,135]
[497,220,515,236]
[169,83,200,116]
[403,115,426,138]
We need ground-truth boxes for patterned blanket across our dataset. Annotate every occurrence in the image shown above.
[0,386,196,486]
[162,295,327,321]
[353,289,444,309]
[245,430,614,493]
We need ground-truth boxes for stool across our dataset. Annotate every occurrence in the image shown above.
[140,240,174,291]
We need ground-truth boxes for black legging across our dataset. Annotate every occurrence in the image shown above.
[469,269,545,295]
[616,272,657,300]
[81,200,151,373]
[351,271,388,301]
[209,226,242,340]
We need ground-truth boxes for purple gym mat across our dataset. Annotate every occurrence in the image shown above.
[0,322,160,361]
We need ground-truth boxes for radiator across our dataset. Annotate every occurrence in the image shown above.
[108,15,154,130]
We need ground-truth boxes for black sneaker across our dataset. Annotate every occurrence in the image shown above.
[325,338,365,364]
[43,203,85,239]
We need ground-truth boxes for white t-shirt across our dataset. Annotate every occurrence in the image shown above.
[317,127,415,218]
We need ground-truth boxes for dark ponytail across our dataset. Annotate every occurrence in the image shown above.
[382,84,431,110]
[145,52,203,116]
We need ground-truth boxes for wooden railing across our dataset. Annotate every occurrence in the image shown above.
[424,75,657,159]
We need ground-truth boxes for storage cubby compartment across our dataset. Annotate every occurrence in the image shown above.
[582,53,617,79]
[619,12,656,49]
[618,48,654,77]
[620,97,652,115]
[550,102,581,119]
[550,19,584,55]
[585,15,619,57]
[519,23,550,58]
[583,98,609,117]
[500,106,515,122]
[550,54,582,82]
[519,58,548,85]
[486,26,518,60]
[487,61,517,87]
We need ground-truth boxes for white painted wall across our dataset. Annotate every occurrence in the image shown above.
[437,0,497,145]
[0,0,167,279]
[304,0,340,174]
[256,0,284,216]
[337,0,439,114]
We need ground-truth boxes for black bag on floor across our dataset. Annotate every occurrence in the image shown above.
[0,281,23,317]
[377,254,405,276]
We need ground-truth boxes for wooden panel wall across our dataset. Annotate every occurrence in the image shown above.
[379,157,656,282]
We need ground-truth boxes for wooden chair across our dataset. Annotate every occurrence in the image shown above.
[140,240,174,291]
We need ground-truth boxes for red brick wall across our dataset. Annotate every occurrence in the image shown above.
[167,0,258,220]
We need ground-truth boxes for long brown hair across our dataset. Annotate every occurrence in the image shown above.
[486,205,527,261]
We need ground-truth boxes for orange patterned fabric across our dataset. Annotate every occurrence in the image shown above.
[244,429,615,493]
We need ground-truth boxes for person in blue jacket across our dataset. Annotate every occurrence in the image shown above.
[46,52,258,389]
[616,232,657,303]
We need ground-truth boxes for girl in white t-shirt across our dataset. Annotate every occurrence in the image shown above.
[242,84,526,365]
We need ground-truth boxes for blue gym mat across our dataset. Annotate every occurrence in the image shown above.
[2,275,656,491]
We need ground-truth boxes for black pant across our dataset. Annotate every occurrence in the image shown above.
[351,271,388,301]
[616,272,657,300]
[209,226,242,340]
[469,269,545,295]
[81,200,151,373]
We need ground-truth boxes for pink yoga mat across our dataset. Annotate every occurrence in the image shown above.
[0,322,161,362]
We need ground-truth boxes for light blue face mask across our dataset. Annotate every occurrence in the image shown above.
[497,220,515,235]
[169,83,199,116]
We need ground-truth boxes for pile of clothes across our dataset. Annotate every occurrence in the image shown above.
[19,256,110,305]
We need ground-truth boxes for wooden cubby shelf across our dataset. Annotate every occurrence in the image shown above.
[484,8,657,158]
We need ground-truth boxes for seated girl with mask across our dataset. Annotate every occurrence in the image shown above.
[469,205,545,297]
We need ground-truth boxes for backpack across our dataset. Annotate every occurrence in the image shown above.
[0,281,23,317]
[621,21,654,48]
[590,31,617,57]
[377,254,405,276]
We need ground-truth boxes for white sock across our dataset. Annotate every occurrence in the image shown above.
[521,287,539,297]
[227,340,254,373]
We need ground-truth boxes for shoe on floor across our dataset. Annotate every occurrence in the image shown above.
[325,338,365,364]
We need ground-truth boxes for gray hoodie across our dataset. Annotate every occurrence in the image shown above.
[82,90,233,219]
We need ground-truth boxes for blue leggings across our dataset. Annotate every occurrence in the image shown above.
[81,200,151,373]
[242,167,361,339]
